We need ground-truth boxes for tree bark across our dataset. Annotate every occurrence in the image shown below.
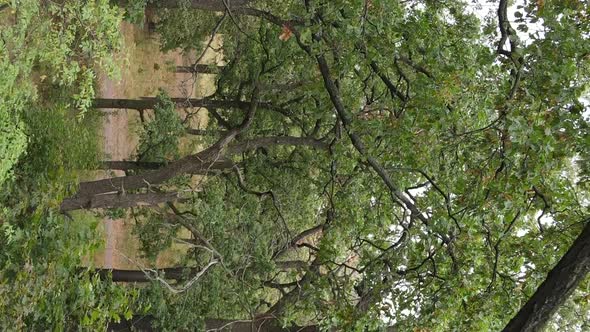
[175,64,223,74]
[143,0,293,27]
[107,315,319,332]
[95,261,309,283]
[146,0,251,10]
[93,97,250,110]
[73,140,242,199]
[60,192,181,212]
[99,159,233,172]
[502,220,590,332]
[70,149,222,201]
[99,161,166,171]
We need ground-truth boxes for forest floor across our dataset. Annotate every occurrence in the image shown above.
[93,21,220,269]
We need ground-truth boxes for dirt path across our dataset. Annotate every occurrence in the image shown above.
[96,22,219,269]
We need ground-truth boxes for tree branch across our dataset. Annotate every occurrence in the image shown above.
[315,54,430,225]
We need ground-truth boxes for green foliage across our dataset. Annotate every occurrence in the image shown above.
[130,155,325,327]
[134,0,590,330]
[137,90,185,162]
[0,1,131,329]
[0,105,27,187]
[0,0,123,187]
[1,104,101,213]
[0,209,134,330]
[0,103,122,330]
[122,0,148,24]
[132,210,178,261]
[1,0,123,113]
[2,0,589,330]
[105,208,127,220]
[153,3,219,52]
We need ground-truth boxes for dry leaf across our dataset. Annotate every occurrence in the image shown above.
[279,25,293,41]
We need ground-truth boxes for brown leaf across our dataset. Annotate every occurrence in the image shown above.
[279,25,293,41]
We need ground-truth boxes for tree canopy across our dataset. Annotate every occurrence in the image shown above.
[1,0,589,331]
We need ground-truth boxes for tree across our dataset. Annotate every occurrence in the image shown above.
[0,1,135,330]
[98,217,590,331]
[2,0,590,331]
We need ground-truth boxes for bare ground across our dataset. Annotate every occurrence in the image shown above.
[94,21,220,269]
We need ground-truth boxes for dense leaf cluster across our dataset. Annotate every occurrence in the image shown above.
[1,0,590,331]
[128,1,589,330]
[0,0,132,329]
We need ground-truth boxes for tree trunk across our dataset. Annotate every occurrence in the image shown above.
[99,159,233,172]
[107,315,318,332]
[185,128,226,136]
[99,161,166,171]
[60,192,182,212]
[146,0,251,10]
[502,220,590,332]
[95,261,309,283]
[175,64,223,74]
[142,0,291,27]
[65,89,260,211]
[93,97,250,110]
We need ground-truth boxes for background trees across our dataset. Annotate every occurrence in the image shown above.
[1,0,589,331]
[0,0,135,329]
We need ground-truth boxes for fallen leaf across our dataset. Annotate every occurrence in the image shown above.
[279,24,293,41]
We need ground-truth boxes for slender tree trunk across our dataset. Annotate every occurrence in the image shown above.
[95,261,309,283]
[99,159,233,172]
[145,0,251,10]
[142,0,292,27]
[185,128,226,136]
[93,97,250,110]
[502,220,590,332]
[107,315,318,332]
[99,161,166,171]
[175,64,223,74]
